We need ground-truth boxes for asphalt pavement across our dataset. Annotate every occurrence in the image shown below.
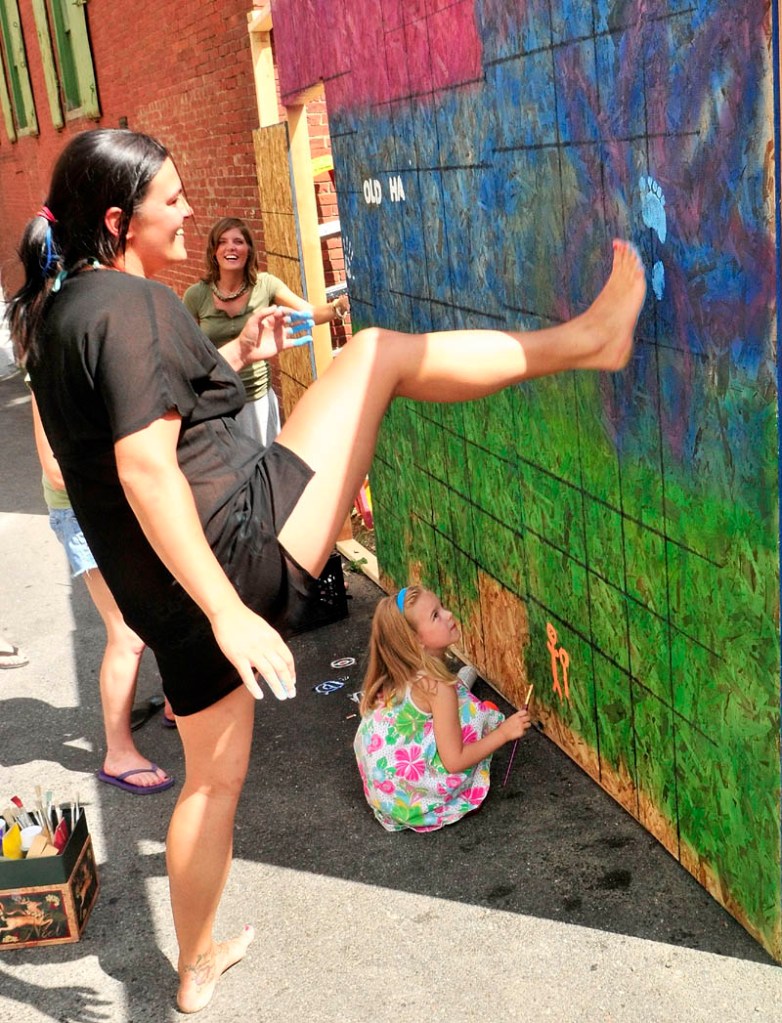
[1,367,781,1022]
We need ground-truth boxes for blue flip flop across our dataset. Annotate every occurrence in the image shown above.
[97,765,175,795]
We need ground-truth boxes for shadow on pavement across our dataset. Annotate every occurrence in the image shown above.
[238,571,774,967]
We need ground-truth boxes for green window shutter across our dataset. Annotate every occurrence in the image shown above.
[49,0,98,119]
[31,0,63,129]
[0,3,22,128]
[0,0,38,135]
[49,0,79,110]
[68,0,98,118]
[0,56,16,141]
[8,0,37,133]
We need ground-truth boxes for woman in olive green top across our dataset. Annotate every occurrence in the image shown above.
[183,217,349,447]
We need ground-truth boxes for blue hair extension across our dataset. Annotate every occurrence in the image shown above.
[42,225,57,274]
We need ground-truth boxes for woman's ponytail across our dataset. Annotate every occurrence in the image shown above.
[6,207,62,365]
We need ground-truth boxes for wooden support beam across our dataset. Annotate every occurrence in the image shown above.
[248,7,277,127]
[287,101,333,376]
[336,539,380,586]
[247,5,272,33]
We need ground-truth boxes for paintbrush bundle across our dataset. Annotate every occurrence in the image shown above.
[0,788,81,861]
[0,793,99,950]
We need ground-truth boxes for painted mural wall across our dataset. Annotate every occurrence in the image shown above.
[269,1,781,957]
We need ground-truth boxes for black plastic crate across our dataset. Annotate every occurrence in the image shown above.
[309,549,349,629]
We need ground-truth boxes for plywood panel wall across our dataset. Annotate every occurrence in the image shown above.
[253,124,314,420]
[270,0,781,958]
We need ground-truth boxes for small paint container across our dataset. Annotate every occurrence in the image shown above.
[20,825,42,854]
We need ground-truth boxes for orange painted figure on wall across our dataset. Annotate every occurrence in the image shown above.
[546,622,570,703]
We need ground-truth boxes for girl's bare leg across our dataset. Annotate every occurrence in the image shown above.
[82,568,170,787]
[169,686,256,1014]
[278,239,645,573]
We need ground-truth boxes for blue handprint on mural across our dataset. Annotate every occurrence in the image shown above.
[640,175,667,300]
[640,176,667,243]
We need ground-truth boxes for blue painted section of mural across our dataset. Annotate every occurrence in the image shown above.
[279,1,781,953]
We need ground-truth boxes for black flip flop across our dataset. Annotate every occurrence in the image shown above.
[130,694,165,732]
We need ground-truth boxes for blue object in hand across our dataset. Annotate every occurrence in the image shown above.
[286,309,314,347]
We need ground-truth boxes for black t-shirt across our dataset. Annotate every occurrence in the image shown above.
[28,270,267,642]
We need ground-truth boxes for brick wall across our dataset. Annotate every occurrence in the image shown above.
[0,0,348,349]
[0,1,266,297]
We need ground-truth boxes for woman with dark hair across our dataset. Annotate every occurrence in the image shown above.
[8,128,646,1012]
[183,216,350,446]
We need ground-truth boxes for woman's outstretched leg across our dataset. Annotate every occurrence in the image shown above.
[168,687,256,1013]
[278,239,645,573]
[83,568,171,789]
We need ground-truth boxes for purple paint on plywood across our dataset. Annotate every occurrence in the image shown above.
[271,0,484,108]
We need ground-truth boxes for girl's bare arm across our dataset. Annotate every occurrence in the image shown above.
[425,679,530,773]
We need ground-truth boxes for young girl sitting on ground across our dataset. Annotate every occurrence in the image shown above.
[354,586,531,832]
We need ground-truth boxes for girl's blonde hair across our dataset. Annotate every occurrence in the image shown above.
[359,585,455,716]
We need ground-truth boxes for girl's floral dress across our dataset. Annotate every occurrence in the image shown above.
[353,681,504,832]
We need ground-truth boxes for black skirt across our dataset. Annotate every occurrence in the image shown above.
[147,442,318,716]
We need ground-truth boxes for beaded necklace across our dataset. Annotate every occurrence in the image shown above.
[210,280,249,302]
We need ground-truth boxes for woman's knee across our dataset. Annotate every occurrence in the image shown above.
[183,763,249,802]
[106,624,145,660]
[178,693,255,796]
[342,325,383,360]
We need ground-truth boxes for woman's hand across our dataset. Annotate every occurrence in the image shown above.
[219,306,315,371]
[209,602,296,701]
[237,306,313,363]
[331,294,350,321]
[500,708,531,742]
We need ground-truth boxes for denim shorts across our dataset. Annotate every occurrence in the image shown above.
[49,507,97,577]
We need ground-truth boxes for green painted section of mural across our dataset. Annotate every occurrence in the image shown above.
[373,362,780,949]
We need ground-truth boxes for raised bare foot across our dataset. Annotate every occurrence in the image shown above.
[577,239,647,371]
[177,925,255,1014]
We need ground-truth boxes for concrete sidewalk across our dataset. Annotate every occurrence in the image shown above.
[1,369,781,1023]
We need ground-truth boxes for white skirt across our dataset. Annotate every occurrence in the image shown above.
[235,389,281,449]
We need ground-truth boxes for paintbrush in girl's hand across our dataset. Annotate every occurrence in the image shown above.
[502,685,534,788]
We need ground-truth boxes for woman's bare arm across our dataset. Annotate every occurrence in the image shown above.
[31,394,66,491]
[114,412,295,701]
[272,282,349,327]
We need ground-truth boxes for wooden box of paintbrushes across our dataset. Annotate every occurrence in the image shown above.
[0,811,99,950]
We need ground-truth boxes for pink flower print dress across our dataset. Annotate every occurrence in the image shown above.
[353,681,505,832]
